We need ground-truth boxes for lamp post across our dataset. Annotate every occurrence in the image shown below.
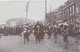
[45,0,47,24]
[26,1,30,19]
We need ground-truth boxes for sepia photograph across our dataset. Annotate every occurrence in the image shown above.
[0,0,80,52]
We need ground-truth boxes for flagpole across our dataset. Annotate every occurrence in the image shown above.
[45,0,47,24]
[26,1,29,19]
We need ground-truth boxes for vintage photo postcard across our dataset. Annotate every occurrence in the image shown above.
[0,0,80,52]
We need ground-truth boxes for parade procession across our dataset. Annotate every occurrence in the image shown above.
[0,0,80,52]
[21,21,80,49]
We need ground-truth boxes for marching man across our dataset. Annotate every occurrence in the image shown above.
[53,24,58,43]
[23,24,30,44]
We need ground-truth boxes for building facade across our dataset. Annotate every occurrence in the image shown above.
[62,0,75,23]
[6,18,35,28]
[46,6,63,25]
[46,0,80,24]
[6,19,17,28]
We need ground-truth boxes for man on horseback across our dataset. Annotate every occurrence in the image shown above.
[33,22,42,44]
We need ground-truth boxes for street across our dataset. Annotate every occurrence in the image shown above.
[0,34,80,52]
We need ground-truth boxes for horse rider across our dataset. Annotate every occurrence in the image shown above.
[33,22,42,44]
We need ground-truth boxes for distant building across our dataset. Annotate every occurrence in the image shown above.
[46,0,80,24]
[46,6,63,25]
[0,24,6,29]
[75,0,80,23]
[6,19,17,28]
[62,0,80,23]
[6,18,35,27]
[61,0,75,23]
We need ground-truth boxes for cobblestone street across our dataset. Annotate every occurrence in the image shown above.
[0,34,79,52]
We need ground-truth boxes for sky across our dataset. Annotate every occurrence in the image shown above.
[0,0,67,24]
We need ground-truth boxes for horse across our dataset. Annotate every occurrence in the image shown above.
[33,22,44,44]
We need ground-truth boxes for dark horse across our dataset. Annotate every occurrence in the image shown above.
[33,22,44,44]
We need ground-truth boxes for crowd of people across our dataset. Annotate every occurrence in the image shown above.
[22,21,80,49]
[0,26,23,36]
[0,21,80,49]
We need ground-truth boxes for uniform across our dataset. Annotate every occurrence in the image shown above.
[53,25,58,43]
[62,25,69,49]
[47,25,53,39]
[23,27,30,44]
[74,25,79,43]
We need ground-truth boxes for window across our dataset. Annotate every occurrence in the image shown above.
[66,9,67,17]
[72,5,75,15]
[70,7,72,16]
[62,11,65,18]
[76,7,78,13]
[67,8,69,17]
[64,10,66,17]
